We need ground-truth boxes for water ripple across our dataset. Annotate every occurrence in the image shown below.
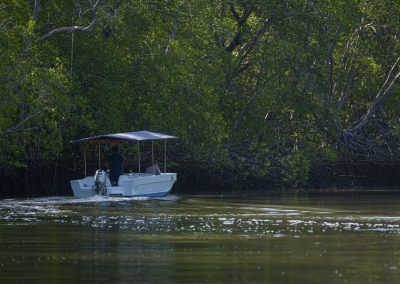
[1,196,399,235]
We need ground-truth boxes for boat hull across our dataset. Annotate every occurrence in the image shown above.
[70,173,177,198]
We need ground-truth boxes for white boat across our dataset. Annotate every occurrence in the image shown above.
[70,131,177,197]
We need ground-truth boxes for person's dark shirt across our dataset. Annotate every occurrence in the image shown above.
[107,152,123,176]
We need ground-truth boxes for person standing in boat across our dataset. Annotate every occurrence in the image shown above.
[107,146,124,186]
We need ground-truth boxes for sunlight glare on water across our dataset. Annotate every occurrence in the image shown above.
[0,192,400,283]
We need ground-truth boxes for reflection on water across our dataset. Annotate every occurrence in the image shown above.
[0,192,400,283]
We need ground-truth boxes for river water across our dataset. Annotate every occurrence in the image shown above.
[0,192,399,283]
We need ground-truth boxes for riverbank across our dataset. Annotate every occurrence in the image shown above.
[1,159,400,198]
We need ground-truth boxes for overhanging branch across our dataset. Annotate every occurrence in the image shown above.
[34,20,98,44]
[34,0,100,44]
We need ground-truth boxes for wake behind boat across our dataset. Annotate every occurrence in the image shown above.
[70,131,177,198]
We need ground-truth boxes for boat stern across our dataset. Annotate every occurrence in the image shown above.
[70,178,97,198]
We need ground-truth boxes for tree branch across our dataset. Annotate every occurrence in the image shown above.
[347,65,400,134]
[240,18,272,57]
[32,0,40,21]
[0,106,45,136]
[34,0,100,44]
[225,2,253,52]
[235,17,273,71]
[376,56,400,98]
[228,2,241,22]
[334,64,356,129]
[34,20,98,43]
[232,68,271,132]
[163,18,178,53]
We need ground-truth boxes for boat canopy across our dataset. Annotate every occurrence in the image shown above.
[71,131,177,143]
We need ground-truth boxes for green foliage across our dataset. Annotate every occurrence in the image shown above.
[282,151,312,188]
[0,1,72,167]
[1,0,399,189]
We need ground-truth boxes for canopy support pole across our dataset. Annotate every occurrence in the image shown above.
[137,141,141,174]
[98,144,101,169]
[164,140,167,173]
[84,150,87,177]
[151,141,154,166]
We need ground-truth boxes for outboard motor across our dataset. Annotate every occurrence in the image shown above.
[93,169,107,195]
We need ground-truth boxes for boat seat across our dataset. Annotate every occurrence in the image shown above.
[118,175,128,184]
[105,176,112,187]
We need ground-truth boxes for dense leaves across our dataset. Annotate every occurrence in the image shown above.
[1,0,399,192]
